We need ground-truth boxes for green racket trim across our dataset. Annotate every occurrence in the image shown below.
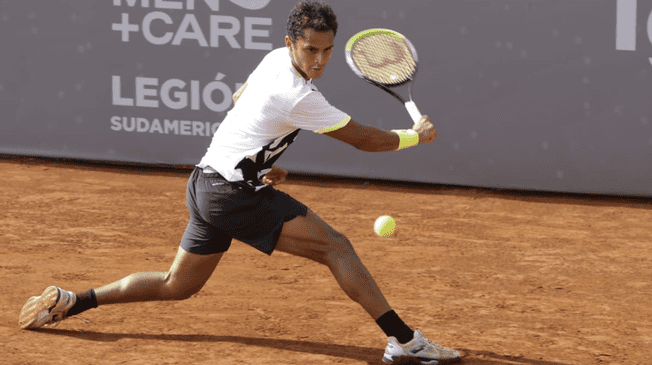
[344,28,421,114]
[345,28,405,52]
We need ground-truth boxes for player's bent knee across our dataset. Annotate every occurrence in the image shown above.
[164,283,203,300]
[174,287,202,300]
[323,234,356,266]
[162,272,204,300]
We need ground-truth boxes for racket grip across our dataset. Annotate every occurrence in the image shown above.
[405,101,422,126]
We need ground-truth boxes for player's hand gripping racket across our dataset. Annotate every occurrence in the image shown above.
[345,28,422,126]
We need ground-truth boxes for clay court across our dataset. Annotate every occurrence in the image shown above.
[1,155,650,364]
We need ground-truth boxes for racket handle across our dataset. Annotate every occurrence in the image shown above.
[405,101,422,126]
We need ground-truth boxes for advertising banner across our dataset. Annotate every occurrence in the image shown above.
[1,0,651,196]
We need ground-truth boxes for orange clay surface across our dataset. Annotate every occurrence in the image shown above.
[1,155,651,365]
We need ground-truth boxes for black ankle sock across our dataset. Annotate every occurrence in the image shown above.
[375,310,414,344]
[66,289,98,317]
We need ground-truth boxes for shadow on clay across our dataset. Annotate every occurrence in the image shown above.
[32,329,568,365]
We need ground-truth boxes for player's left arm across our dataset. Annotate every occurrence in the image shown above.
[262,164,287,186]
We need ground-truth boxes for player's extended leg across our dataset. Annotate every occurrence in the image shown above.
[19,246,223,329]
[94,246,223,305]
[274,209,461,365]
[275,209,391,319]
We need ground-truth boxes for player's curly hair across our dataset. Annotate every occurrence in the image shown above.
[287,1,338,43]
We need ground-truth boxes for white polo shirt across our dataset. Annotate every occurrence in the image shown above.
[197,47,351,190]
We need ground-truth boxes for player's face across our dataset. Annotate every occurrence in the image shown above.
[285,28,335,80]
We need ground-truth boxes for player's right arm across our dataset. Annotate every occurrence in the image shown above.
[324,115,436,152]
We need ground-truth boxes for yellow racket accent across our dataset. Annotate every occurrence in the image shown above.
[345,28,405,51]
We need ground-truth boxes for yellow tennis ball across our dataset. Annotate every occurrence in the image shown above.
[374,215,396,237]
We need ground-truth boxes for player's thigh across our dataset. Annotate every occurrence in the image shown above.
[166,246,224,292]
[275,209,353,264]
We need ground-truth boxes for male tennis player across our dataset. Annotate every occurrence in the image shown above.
[19,1,460,364]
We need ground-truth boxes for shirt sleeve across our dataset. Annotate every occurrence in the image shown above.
[289,91,351,134]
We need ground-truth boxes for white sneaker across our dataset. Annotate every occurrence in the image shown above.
[382,330,461,365]
[19,286,77,329]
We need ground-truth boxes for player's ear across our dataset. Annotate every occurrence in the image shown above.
[285,36,293,50]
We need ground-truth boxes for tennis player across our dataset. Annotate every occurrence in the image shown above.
[19,1,460,364]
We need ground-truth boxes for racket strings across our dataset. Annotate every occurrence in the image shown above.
[351,34,416,85]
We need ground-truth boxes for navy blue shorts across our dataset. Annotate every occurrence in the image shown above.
[179,167,308,255]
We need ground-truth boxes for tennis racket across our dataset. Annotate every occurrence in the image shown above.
[345,28,422,126]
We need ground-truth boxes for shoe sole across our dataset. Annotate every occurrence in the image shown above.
[19,286,60,329]
[382,356,440,365]
[384,355,461,365]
